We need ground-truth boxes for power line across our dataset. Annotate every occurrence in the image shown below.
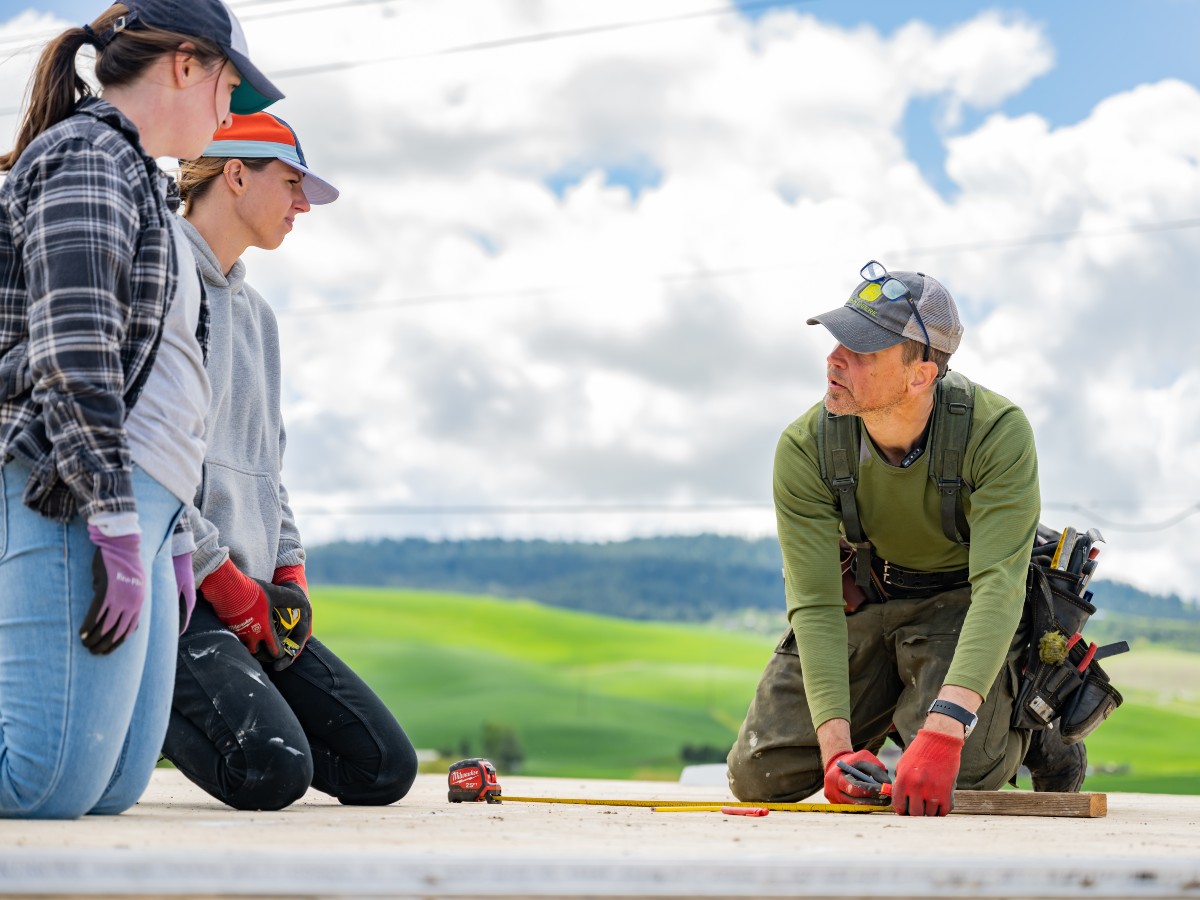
[1042,502,1200,534]
[0,0,810,118]
[277,214,1200,317]
[269,0,818,79]
[299,499,1200,532]
[0,0,800,74]
[237,0,400,22]
[901,216,1200,257]
[301,501,772,515]
[0,0,399,58]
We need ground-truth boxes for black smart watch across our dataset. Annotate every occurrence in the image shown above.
[928,699,978,738]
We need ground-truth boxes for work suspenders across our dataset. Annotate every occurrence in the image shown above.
[817,370,976,584]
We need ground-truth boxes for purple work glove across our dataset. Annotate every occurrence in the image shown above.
[82,526,146,655]
[173,551,196,634]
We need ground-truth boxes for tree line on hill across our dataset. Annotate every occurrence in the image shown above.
[305,535,1200,634]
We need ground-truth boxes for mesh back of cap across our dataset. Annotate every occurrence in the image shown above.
[913,274,962,353]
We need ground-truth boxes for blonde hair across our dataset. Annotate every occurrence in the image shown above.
[178,155,273,214]
[1,4,226,171]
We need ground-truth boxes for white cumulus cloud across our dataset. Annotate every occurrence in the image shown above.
[2,3,1196,600]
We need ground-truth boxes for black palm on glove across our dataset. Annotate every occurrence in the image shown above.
[201,559,313,671]
[253,578,313,671]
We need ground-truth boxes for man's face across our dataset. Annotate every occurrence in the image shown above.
[824,342,913,417]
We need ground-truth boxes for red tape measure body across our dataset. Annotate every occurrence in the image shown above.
[447,758,502,803]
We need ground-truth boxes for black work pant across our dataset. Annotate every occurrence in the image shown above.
[163,601,418,811]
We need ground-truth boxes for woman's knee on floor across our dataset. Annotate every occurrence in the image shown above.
[223,735,315,811]
[333,733,419,806]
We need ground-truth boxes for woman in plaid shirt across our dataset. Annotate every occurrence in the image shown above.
[0,1,279,819]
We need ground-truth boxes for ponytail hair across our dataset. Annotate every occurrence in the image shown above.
[0,4,226,172]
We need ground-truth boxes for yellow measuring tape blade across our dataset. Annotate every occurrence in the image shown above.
[499,796,883,814]
[1050,528,1069,569]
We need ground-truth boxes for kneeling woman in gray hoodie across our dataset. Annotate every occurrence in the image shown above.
[163,112,417,810]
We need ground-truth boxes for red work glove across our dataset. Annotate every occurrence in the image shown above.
[272,563,308,594]
[200,559,311,670]
[823,749,892,805]
[892,729,964,817]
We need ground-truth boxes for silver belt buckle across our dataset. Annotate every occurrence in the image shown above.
[881,561,894,584]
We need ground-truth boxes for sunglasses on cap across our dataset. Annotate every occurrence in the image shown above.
[860,260,931,362]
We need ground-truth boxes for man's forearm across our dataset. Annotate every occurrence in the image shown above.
[815,717,852,769]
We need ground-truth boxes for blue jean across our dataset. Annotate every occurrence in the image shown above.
[0,459,183,819]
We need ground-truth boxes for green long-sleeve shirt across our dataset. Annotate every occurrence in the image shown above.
[774,377,1040,730]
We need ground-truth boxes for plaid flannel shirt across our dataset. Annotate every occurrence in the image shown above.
[0,98,209,522]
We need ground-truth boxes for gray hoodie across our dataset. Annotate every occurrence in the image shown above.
[181,217,305,582]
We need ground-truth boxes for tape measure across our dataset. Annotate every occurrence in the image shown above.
[497,796,881,814]
[447,758,502,803]
[274,607,303,657]
[445,760,877,813]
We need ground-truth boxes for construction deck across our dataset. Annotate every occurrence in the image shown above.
[1,770,1198,899]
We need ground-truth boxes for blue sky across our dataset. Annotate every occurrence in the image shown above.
[737,1,1200,195]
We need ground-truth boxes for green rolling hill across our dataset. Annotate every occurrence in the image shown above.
[312,586,1200,791]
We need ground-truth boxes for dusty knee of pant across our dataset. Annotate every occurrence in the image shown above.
[226,740,314,811]
[725,737,768,801]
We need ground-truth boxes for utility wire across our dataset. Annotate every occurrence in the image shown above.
[299,499,1200,532]
[0,0,800,72]
[269,0,818,79]
[1042,501,1200,534]
[0,0,398,53]
[277,215,1200,317]
[302,501,772,515]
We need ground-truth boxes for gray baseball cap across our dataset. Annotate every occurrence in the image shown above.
[122,0,283,114]
[807,269,963,355]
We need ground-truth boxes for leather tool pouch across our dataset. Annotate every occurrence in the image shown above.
[840,538,887,614]
[1011,558,1125,742]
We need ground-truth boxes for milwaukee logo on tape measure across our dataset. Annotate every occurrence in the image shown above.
[449,769,483,790]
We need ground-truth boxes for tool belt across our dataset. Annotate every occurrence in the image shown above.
[870,556,970,600]
[1011,527,1128,743]
[840,539,970,612]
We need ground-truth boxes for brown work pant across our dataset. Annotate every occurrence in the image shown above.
[726,587,1031,802]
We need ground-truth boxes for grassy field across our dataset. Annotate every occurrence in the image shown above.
[312,586,1200,791]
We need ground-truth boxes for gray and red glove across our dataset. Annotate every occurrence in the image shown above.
[272,563,307,594]
[200,558,311,670]
[82,528,146,655]
[892,729,963,816]
[823,748,892,805]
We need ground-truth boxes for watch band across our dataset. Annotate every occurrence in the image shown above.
[928,699,978,737]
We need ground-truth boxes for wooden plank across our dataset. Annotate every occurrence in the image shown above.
[947,789,1106,818]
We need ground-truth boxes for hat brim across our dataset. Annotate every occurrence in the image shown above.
[280,159,339,205]
[227,48,285,115]
[807,305,906,354]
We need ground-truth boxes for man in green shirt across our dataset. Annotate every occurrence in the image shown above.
[726,261,1085,816]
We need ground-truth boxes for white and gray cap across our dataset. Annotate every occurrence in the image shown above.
[122,0,284,114]
[807,269,964,355]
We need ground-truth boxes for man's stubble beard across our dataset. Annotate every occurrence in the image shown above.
[823,387,904,419]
